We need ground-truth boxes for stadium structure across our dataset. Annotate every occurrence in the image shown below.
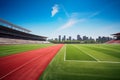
[106,32,120,44]
[0,18,48,44]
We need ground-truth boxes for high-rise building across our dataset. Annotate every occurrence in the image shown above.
[63,35,66,41]
[83,36,88,40]
[89,37,93,40]
[58,35,61,42]
[69,36,72,41]
[96,36,113,43]
[77,34,82,40]
[55,38,57,41]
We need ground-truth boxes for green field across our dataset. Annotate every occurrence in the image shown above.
[40,44,120,80]
[0,44,54,57]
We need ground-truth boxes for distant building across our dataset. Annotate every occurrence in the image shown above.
[77,34,82,40]
[58,35,61,42]
[55,38,58,41]
[69,36,72,41]
[63,35,66,41]
[83,36,88,40]
[72,38,75,40]
[96,36,113,43]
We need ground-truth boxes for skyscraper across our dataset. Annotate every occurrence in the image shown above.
[58,35,61,42]
[69,36,72,41]
[83,36,88,40]
[63,35,66,41]
[77,34,82,40]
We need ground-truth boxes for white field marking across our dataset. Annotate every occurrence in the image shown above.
[64,44,66,61]
[0,49,53,80]
[65,60,120,63]
[49,44,65,65]
[98,61,120,63]
[65,60,96,62]
[63,45,120,64]
[72,45,100,62]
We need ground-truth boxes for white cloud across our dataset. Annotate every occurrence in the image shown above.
[59,19,77,30]
[88,11,101,18]
[57,11,100,31]
[58,18,86,31]
[53,4,101,31]
[51,4,59,17]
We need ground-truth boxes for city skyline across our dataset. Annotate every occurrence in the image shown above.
[51,34,113,41]
[0,0,120,39]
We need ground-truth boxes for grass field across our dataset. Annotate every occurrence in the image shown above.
[40,44,120,80]
[0,44,54,57]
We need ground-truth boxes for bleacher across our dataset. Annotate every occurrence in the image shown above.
[106,32,120,44]
[106,40,120,44]
[0,19,48,44]
[0,38,47,44]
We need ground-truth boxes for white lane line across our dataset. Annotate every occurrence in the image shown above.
[64,44,66,61]
[0,56,40,80]
[72,45,100,62]
[65,60,120,63]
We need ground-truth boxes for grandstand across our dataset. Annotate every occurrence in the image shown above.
[0,18,48,44]
[112,32,120,40]
[106,32,120,44]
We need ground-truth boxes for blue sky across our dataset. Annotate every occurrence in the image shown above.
[0,0,120,39]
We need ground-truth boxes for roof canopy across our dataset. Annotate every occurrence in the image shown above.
[0,18,31,33]
[112,32,120,36]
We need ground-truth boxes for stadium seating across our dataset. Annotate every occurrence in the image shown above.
[0,38,48,44]
[106,40,120,44]
[0,25,48,44]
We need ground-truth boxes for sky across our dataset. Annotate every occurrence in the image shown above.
[0,0,120,39]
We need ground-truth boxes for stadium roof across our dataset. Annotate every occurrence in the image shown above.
[0,18,31,33]
[112,32,120,37]
[0,25,47,41]
[112,32,120,35]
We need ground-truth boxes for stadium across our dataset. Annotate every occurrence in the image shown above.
[0,0,120,80]
[0,18,47,44]
[0,19,120,80]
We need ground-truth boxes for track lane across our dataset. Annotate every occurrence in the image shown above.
[0,44,63,80]
[0,46,53,78]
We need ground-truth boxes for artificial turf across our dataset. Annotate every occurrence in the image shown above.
[39,44,120,80]
[0,44,54,57]
[66,44,96,61]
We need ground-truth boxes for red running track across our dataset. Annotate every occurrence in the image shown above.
[0,44,63,80]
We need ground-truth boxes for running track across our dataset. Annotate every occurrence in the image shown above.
[0,44,63,80]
